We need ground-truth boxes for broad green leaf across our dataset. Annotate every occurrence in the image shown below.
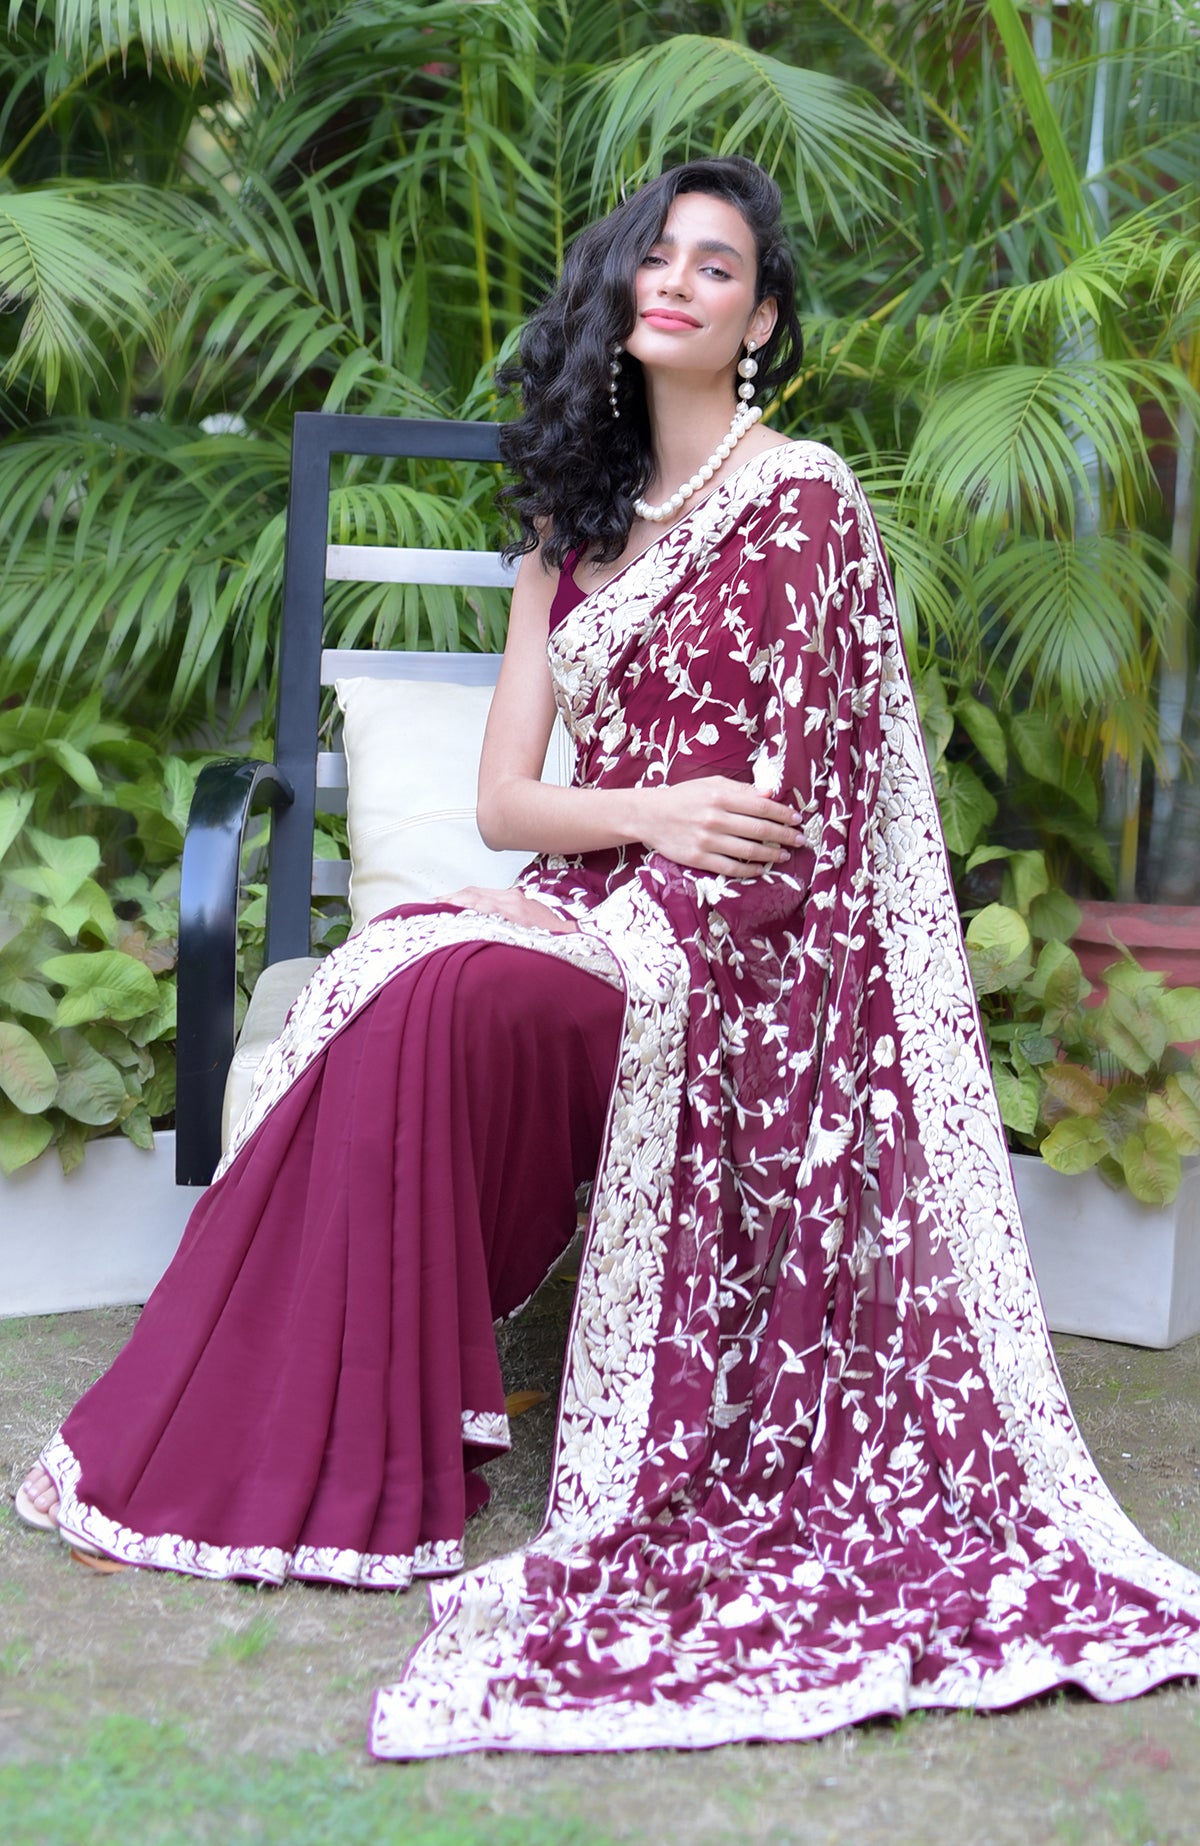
[141,1050,176,1120]
[1121,1124,1182,1207]
[1101,1082,1155,1141]
[56,1118,88,1176]
[1041,1062,1108,1117]
[1031,939,1085,1019]
[126,978,177,1048]
[966,916,1033,995]
[1039,1117,1109,1175]
[85,1024,152,1076]
[0,1104,54,1175]
[1102,957,1164,998]
[1160,987,1200,1046]
[1098,989,1166,1075]
[120,1103,156,1151]
[10,831,101,909]
[0,973,56,1022]
[43,877,119,948]
[0,791,35,865]
[51,1032,127,1126]
[43,950,159,1027]
[992,1063,1040,1136]
[1028,888,1082,944]
[1002,850,1050,918]
[914,666,954,766]
[1011,1025,1058,1068]
[1097,1156,1126,1191]
[1147,1075,1200,1156]
[1008,711,1063,787]
[0,1022,58,1112]
[953,693,1006,778]
[163,757,200,838]
[965,845,1009,873]
[43,739,102,796]
[938,760,998,856]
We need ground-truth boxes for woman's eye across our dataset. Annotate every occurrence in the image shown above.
[703,266,731,281]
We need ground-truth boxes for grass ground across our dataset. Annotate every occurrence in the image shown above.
[3,1283,1200,1845]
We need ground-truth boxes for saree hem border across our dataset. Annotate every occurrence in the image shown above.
[43,1428,474,1590]
[369,1641,1200,1759]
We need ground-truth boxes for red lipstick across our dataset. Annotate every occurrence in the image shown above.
[641,310,701,329]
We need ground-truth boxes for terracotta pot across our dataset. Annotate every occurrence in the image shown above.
[1071,900,1200,991]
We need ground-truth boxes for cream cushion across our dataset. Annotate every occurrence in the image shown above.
[335,675,571,934]
[221,674,572,1153]
[222,956,323,1148]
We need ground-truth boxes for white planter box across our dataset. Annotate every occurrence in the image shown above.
[1013,1151,1200,1349]
[0,1131,202,1318]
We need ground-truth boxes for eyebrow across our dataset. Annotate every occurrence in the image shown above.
[653,233,747,266]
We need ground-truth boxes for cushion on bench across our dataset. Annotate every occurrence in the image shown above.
[220,675,573,1153]
[336,675,546,933]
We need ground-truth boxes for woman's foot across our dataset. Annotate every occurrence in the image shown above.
[14,1463,60,1533]
[14,1464,123,1570]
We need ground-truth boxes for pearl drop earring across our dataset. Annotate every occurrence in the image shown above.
[737,339,758,406]
[608,344,622,420]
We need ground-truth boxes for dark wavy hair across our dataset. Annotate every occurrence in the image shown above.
[498,157,804,569]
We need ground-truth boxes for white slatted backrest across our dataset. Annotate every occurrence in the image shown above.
[325,545,518,587]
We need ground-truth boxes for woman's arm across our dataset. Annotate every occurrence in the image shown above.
[477,548,802,877]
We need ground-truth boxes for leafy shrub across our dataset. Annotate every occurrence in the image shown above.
[965,858,1200,1206]
[0,699,191,1174]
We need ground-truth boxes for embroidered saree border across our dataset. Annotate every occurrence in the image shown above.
[42,1426,466,1588]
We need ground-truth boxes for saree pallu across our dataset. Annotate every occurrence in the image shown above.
[370,442,1200,1752]
[43,441,1200,1755]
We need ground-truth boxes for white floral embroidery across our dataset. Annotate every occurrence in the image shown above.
[369,443,1200,1758]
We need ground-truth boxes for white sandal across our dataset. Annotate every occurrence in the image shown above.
[14,1480,58,1533]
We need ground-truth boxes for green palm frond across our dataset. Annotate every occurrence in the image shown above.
[978,533,1180,710]
[0,421,290,717]
[0,188,174,405]
[0,419,514,719]
[6,0,292,99]
[903,362,1173,537]
[577,35,923,237]
[167,166,449,417]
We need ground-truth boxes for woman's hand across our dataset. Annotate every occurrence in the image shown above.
[637,777,802,877]
[444,887,578,934]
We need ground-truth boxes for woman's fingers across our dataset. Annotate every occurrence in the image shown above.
[698,785,801,865]
[444,887,576,932]
[638,777,805,875]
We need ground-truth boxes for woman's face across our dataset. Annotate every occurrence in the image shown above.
[623,191,777,384]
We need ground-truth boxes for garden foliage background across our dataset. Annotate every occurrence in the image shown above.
[0,0,1198,1173]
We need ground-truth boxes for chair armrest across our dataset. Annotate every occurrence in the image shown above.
[175,759,294,1186]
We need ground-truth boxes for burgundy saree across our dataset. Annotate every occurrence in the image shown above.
[41,441,1200,1756]
[370,442,1200,1752]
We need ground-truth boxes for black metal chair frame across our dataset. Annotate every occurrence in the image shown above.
[175,412,504,1186]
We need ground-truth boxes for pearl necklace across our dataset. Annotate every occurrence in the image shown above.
[633,403,762,523]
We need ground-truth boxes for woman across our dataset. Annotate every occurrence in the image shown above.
[18,158,1200,1757]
